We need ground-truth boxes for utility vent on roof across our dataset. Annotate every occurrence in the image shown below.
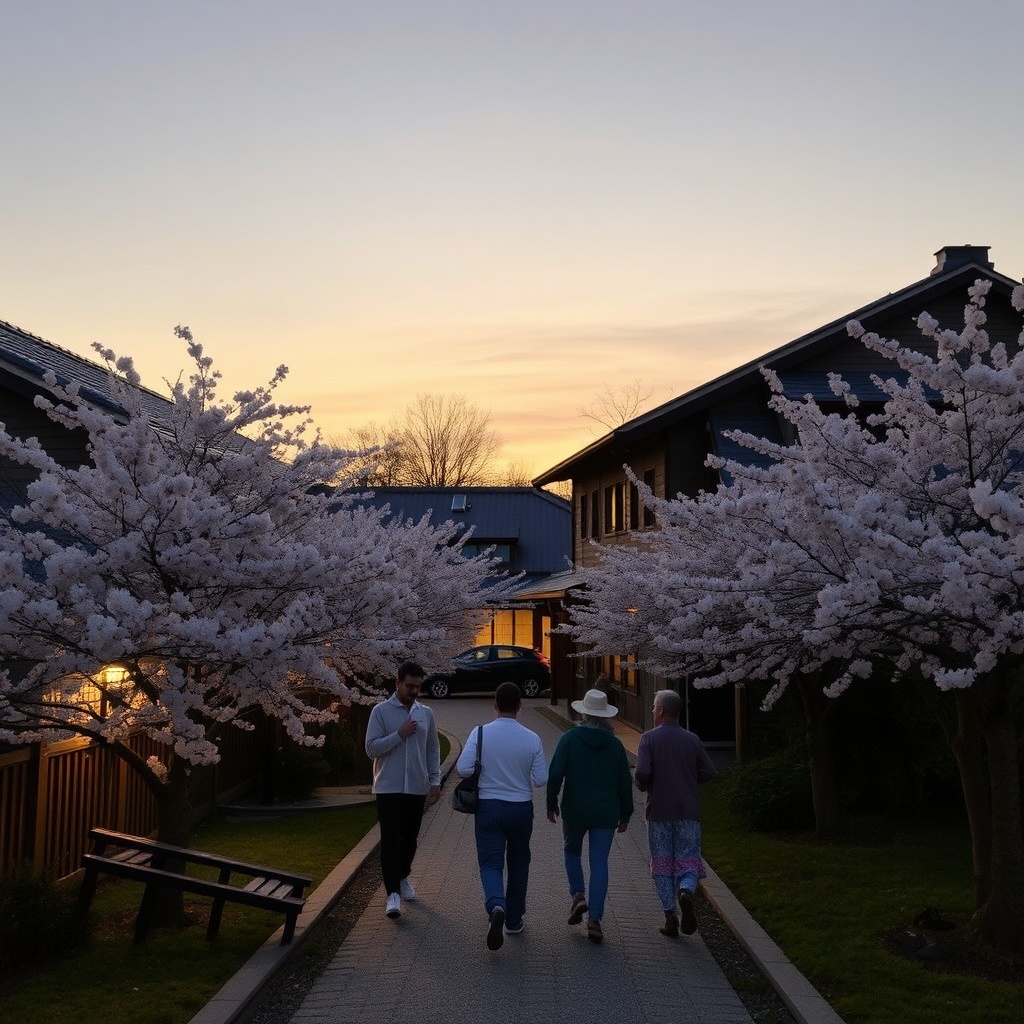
[451,494,469,512]
[931,245,992,275]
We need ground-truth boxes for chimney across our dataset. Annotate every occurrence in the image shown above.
[931,245,993,275]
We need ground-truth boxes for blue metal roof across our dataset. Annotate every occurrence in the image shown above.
[349,486,572,576]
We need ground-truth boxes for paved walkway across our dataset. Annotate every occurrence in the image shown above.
[193,697,842,1024]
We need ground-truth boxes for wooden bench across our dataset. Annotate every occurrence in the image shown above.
[78,827,313,945]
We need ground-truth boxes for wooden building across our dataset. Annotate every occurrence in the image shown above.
[534,245,1024,742]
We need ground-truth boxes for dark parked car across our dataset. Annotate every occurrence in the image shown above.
[424,645,550,699]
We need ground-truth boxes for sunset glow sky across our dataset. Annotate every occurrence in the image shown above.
[5,1,1024,476]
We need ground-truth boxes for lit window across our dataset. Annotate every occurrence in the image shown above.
[604,482,624,533]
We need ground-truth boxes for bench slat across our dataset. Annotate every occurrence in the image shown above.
[107,849,152,867]
[86,827,312,886]
[79,828,311,946]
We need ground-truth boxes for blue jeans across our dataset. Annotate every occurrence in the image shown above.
[474,798,534,926]
[561,821,615,921]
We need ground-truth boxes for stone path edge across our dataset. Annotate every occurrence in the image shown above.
[701,863,845,1024]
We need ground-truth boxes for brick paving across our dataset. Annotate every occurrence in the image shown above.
[287,699,755,1024]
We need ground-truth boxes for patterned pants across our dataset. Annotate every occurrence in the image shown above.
[647,818,705,911]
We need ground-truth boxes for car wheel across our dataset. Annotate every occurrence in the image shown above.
[520,677,541,698]
[427,677,451,699]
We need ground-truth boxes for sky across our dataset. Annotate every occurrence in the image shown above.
[4,0,1024,477]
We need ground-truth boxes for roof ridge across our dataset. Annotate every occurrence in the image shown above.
[0,317,174,408]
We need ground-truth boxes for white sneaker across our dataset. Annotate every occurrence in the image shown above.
[400,877,416,901]
[385,892,401,918]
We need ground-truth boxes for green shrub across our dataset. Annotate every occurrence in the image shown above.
[720,752,815,832]
[320,720,358,784]
[323,703,373,784]
[744,671,962,819]
[274,738,329,801]
[0,866,86,972]
[830,674,961,813]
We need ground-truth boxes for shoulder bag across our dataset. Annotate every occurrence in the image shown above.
[451,725,483,814]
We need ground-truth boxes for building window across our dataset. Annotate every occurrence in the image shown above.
[603,482,624,534]
[643,469,656,527]
[580,492,589,539]
[629,482,639,530]
[481,608,534,646]
[615,653,638,694]
[462,542,512,566]
[514,608,532,645]
[590,489,600,537]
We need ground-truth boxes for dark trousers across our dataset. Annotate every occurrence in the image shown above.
[376,793,427,895]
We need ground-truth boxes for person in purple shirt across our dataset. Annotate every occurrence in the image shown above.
[633,688,717,937]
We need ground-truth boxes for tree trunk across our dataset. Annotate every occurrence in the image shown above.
[148,756,194,927]
[156,756,194,847]
[969,680,1024,956]
[797,674,842,840]
[103,728,202,930]
[261,714,283,804]
[951,690,993,909]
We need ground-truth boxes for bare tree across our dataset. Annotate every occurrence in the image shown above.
[333,421,404,487]
[577,379,655,433]
[398,393,504,486]
[339,395,505,487]
[498,460,536,487]
[542,479,573,501]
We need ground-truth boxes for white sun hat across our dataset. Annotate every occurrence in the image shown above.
[571,688,619,718]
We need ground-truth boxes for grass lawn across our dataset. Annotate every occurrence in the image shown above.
[701,773,1023,1024]
[0,802,380,1024]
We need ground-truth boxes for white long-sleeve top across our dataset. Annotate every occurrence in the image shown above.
[456,716,548,802]
[364,693,440,795]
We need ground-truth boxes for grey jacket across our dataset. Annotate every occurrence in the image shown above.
[364,693,441,794]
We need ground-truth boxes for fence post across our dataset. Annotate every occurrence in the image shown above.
[30,741,48,872]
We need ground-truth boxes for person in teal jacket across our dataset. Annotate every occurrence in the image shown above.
[547,688,634,944]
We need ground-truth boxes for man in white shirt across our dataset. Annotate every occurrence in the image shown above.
[455,681,548,950]
[365,661,440,919]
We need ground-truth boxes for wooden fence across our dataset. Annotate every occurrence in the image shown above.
[0,715,265,882]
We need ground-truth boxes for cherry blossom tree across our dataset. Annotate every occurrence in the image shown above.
[571,281,1024,954]
[0,328,506,848]
[569,468,853,838]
